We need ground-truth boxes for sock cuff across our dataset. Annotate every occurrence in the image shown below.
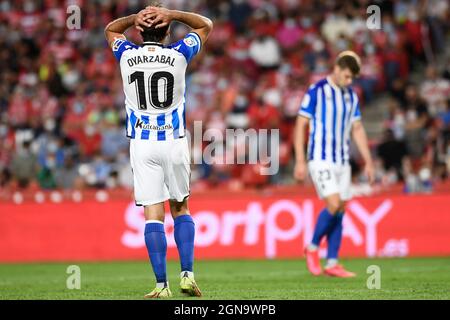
[156,281,169,289]
[174,214,194,226]
[322,208,335,218]
[335,213,344,222]
[180,271,194,279]
[326,258,338,267]
[146,220,163,224]
[145,222,165,234]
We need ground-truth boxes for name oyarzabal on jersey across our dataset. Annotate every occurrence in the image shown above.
[298,78,361,164]
[126,54,175,68]
[111,32,202,141]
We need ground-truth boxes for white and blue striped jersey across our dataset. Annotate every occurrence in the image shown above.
[112,32,202,140]
[298,77,361,164]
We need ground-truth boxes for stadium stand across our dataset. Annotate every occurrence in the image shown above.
[0,0,448,200]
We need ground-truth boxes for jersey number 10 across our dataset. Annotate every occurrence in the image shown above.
[129,71,174,110]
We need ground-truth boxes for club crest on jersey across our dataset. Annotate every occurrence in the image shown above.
[183,36,197,47]
[112,38,125,51]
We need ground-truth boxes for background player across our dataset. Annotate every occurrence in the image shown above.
[294,51,375,278]
[105,3,212,298]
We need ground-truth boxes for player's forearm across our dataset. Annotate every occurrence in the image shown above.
[105,14,136,36]
[169,10,212,33]
[352,124,373,165]
[294,118,308,163]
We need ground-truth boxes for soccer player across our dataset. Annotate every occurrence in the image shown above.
[293,51,374,277]
[105,3,212,298]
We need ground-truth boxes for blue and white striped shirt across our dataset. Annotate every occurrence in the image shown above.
[298,77,361,164]
[112,32,202,141]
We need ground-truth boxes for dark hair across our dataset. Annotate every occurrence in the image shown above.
[335,52,361,76]
[140,2,170,43]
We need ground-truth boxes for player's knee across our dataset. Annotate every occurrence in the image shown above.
[143,202,165,221]
[326,200,341,215]
[339,201,347,213]
[144,209,165,222]
[169,197,189,218]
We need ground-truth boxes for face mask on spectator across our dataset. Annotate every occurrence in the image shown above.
[24,0,35,13]
[365,44,375,55]
[85,125,96,136]
[48,141,58,153]
[235,95,248,108]
[0,125,7,137]
[44,119,56,132]
[406,110,417,122]
[46,156,56,169]
[384,22,394,34]
[408,10,418,22]
[285,18,296,28]
[301,17,312,28]
[336,38,349,51]
[419,167,431,182]
[312,39,324,52]
[73,102,84,114]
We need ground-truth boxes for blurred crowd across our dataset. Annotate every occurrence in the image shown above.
[0,0,449,196]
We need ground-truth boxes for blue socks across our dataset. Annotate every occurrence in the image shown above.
[144,215,196,285]
[327,212,344,260]
[174,214,195,272]
[310,208,345,263]
[311,208,336,247]
[144,222,167,283]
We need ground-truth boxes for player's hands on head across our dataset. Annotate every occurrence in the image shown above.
[144,6,173,29]
[294,161,307,183]
[135,8,153,32]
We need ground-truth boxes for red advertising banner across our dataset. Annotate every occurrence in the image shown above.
[0,194,449,262]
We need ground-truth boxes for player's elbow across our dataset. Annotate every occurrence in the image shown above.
[203,17,213,35]
[205,17,213,30]
[196,18,213,44]
[352,120,363,132]
[104,21,117,39]
[104,22,112,34]
[104,25,112,40]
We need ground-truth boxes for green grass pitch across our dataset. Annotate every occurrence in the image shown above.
[1,258,449,300]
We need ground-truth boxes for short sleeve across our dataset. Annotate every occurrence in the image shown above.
[298,85,318,119]
[111,38,138,61]
[167,32,202,63]
[351,93,361,122]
